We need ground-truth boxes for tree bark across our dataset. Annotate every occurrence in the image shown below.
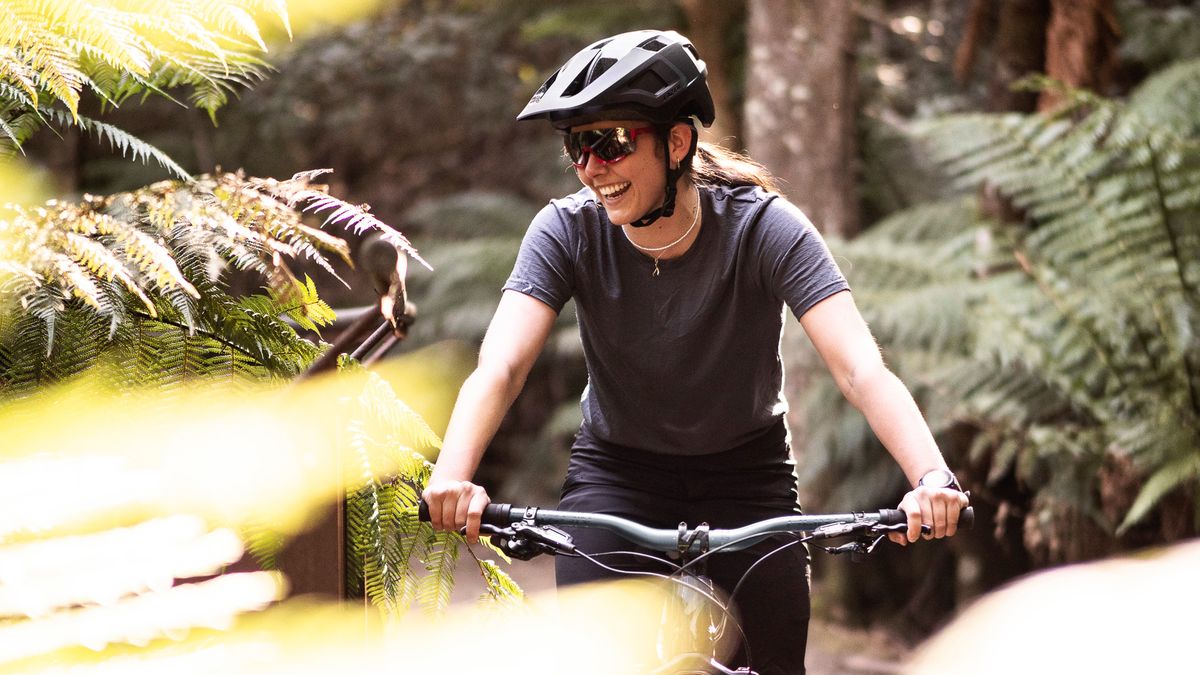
[679,0,743,148]
[1040,0,1120,110]
[744,0,859,238]
[990,0,1052,113]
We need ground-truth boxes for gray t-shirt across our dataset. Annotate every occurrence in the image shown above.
[503,184,848,455]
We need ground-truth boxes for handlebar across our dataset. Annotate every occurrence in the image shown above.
[418,501,973,555]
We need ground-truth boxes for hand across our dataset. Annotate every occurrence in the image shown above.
[421,479,491,544]
[888,486,970,546]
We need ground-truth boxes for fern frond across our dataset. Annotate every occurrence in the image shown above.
[417,531,460,615]
[0,53,41,108]
[475,559,523,605]
[42,107,190,180]
[1125,58,1200,139]
[825,69,1200,549]
[254,174,432,271]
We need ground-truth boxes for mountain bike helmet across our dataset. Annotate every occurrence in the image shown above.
[517,30,716,227]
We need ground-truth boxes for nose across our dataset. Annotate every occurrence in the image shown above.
[581,151,608,178]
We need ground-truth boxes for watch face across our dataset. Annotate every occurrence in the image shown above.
[921,469,955,488]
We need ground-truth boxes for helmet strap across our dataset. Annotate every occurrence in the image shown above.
[630,123,698,228]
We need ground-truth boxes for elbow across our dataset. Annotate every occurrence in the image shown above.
[840,356,890,409]
[474,354,531,403]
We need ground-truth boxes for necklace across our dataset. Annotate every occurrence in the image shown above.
[623,186,701,277]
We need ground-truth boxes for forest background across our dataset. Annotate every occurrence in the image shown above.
[2,0,1199,672]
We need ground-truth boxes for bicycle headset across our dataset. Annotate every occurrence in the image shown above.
[516,29,716,228]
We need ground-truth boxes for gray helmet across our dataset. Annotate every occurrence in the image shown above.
[517,30,715,130]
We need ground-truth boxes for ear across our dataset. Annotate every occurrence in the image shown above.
[668,122,695,166]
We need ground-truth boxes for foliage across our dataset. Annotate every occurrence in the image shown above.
[0,0,520,650]
[0,0,288,135]
[1116,0,1200,73]
[805,61,1200,563]
[0,367,526,671]
[340,367,523,615]
[0,171,373,391]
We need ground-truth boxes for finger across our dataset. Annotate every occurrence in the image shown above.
[931,496,950,539]
[888,531,907,547]
[945,496,961,537]
[946,491,970,537]
[464,488,489,545]
[422,488,445,531]
[907,497,925,543]
[453,486,474,533]
[917,493,938,542]
[439,486,461,533]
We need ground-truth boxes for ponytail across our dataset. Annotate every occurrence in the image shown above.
[688,142,780,193]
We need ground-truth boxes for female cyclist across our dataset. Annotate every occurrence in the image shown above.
[422,30,969,674]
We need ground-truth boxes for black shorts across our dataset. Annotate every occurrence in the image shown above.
[556,420,811,675]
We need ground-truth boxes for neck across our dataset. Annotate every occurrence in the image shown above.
[622,184,701,257]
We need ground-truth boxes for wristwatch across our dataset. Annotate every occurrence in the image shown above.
[918,468,962,491]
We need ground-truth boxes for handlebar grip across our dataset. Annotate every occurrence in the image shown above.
[415,500,515,526]
[878,506,974,529]
[481,503,513,526]
[878,508,906,526]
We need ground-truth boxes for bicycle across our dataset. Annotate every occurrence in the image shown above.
[418,500,974,674]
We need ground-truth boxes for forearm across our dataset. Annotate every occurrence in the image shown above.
[842,361,947,487]
[430,362,525,484]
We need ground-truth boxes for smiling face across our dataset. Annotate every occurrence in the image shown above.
[569,119,671,226]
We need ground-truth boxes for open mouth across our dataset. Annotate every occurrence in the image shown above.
[596,182,631,201]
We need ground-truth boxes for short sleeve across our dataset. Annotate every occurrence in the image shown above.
[754,198,850,319]
[502,202,577,312]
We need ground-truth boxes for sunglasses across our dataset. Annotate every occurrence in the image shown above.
[564,126,656,168]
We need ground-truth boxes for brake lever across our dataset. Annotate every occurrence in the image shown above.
[475,523,576,561]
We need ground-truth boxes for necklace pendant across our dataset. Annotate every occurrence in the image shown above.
[652,259,661,277]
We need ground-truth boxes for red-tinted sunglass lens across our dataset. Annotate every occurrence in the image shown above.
[566,127,649,167]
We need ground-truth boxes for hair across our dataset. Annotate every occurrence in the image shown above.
[687,141,781,193]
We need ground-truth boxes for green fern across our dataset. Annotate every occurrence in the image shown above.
[41,107,190,179]
[808,61,1200,558]
[340,370,522,617]
[0,0,287,118]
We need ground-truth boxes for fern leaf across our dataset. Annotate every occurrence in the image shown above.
[418,531,460,615]
[42,107,191,180]
[0,54,41,108]
[255,175,432,271]
[475,559,523,605]
[1118,453,1200,535]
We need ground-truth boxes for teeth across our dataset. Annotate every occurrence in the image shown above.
[597,182,630,198]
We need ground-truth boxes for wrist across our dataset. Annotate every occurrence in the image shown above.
[917,468,961,491]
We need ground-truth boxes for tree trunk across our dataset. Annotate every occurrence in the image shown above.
[679,0,744,148]
[744,0,860,238]
[991,0,1052,112]
[956,0,1051,113]
[1040,0,1119,110]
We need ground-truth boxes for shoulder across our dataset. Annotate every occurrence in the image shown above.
[525,187,602,241]
[707,184,814,237]
[543,187,603,223]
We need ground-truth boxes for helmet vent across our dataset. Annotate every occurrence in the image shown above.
[588,57,617,82]
[627,70,667,95]
[563,56,597,96]
[638,36,668,52]
[531,72,557,102]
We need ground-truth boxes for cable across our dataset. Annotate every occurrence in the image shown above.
[569,548,753,667]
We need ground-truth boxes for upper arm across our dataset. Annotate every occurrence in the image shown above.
[799,290,885,398]
[477,290,558,386]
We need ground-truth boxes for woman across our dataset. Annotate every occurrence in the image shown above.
[423,30,968,673]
